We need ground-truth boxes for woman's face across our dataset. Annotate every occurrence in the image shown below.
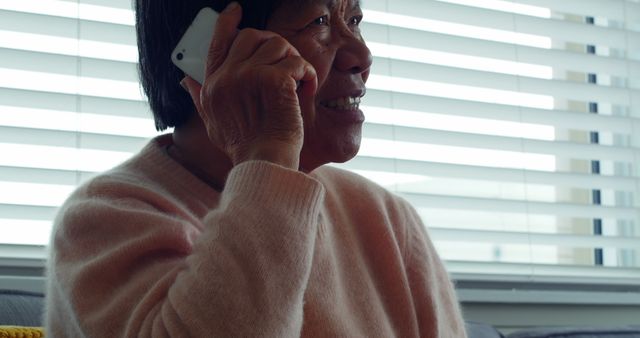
[266,0,373,171]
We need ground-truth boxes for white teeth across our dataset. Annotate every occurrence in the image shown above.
[324,96,361,110]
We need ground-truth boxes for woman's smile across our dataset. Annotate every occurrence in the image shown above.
[267,0,372,169]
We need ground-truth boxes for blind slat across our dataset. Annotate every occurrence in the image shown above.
[367,0,639,49]
[516,0,640,24]
[402,193,638,219]
[0,204,57,221]
[371,60,639,104]
[363,23,640,79]
[448,261,640,285]
[0,0,134,25]
[0,88,150,119]
[0,48,137,82]
[363,123,639,162]
[0,68,143,101]
[432,228,640,250]
[0,125,147,152]
[364,91,640,134]
[0,166,82,185]
[339,157,638,191]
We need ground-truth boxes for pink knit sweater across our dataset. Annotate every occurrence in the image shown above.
[45,135,466,337]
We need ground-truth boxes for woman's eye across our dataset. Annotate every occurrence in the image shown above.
[348,15,363,26]
[312,15,329,26]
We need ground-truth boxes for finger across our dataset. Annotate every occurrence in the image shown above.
[181,76,205,117]
[226,28,282,63]
[275,56,318,98]
[251,35,301,65]
[205,2,242,78]
[298,64,318,99]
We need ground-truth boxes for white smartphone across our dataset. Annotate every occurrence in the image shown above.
[171,7,219,84]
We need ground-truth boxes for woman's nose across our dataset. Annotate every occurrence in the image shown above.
[334,35,373,75]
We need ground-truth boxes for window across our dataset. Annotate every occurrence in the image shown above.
[1,0,639,288]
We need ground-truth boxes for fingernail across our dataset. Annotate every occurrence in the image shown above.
[180,79,188,92]
[224,2,239,13]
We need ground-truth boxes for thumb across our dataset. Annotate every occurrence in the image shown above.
[206,2,242,78]
[181,76,205,117]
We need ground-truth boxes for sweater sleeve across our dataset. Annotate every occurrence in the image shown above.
[46,161,324,338]
[399,200,468,338]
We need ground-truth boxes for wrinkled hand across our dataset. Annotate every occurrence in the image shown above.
[182,3,318,170]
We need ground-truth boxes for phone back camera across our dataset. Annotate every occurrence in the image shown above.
[176,52,184,61]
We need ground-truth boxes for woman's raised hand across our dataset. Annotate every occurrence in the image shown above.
[181,2,318,170]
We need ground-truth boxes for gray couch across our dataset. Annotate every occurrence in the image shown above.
[465,321,640,338]
[1,289,639,337]
[0,289,44,327]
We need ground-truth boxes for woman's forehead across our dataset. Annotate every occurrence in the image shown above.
[283,0,361,11]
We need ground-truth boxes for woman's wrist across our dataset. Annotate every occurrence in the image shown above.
[235,141,301,170]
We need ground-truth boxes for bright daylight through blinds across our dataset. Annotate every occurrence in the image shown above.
[1,0,639,285]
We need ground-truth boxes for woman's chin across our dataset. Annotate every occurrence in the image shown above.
[331,140,361,164]
[300,132,362,172]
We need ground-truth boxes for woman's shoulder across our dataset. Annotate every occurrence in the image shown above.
[56,135,214,221]
[313,165,404,203]
[66,164,161,207]
[312,165,423,261]
[65,141,170,204]
[313,165,381,192]
[53,164,172,236]
[312,165,416,224]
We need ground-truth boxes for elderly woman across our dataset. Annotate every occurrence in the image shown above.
[45,0,466,337]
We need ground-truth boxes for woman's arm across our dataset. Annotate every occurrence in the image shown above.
[47,161,324,337]
[47,3,322,336]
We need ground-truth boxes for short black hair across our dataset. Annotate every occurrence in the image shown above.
[135,0,285,131]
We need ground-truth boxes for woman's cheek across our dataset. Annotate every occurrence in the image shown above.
[309,41,334,82]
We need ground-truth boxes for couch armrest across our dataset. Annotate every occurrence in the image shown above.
[507,326,640,338]
[0,289,44,326]
[467,321,506,338]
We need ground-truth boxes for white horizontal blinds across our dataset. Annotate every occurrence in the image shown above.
[338,0,640,284]
[0,0,156,248]
[0,0,639,286]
